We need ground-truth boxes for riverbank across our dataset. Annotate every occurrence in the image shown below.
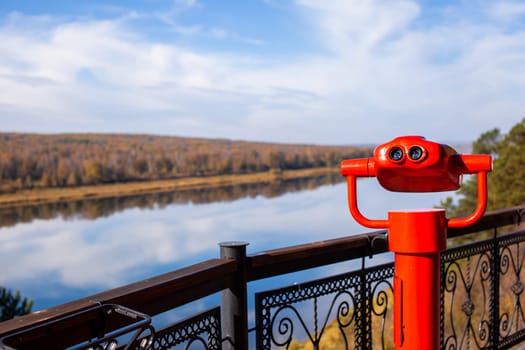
[0,167,341,208]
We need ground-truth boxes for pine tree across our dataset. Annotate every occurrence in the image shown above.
[489,119,525,209]
[439,118,525,216]
[0,287,33,321]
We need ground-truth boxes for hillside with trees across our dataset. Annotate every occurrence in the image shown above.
[0,133,372,194]
[440,118,525,216]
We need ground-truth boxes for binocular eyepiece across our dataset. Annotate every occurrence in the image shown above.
[389,145,424,162]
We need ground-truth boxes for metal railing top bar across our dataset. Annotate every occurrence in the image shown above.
[447,205,525,238]
[90,258,238,315]
[1,303,153,350]
[247,230,388,281]
[0,299,97,341]
[0,258,236,336]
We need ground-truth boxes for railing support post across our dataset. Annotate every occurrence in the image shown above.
[491,228,500,348]
[220,241,249,350]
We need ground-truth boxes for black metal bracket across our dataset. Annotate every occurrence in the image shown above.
[0,303,154,350]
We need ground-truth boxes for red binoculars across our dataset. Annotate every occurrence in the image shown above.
[340,136,492,228]
[341,135,492,192]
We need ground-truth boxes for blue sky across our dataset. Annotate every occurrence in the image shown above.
[0,0,524,144]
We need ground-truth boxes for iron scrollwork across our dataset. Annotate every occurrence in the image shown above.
[370,279,394,349]
[441,230,525,349]
[256,262,394,350]
[498,234,525,348]
[137,307,221,350]
[441,249,492,350]
[268,291,357,348]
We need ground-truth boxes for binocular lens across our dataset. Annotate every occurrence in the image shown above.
[408,146,424,161]
[389,147,404,162]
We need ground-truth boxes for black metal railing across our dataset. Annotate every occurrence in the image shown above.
[440,229,525,349]
[0,206,524,349]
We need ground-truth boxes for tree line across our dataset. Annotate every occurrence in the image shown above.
[0,133,372,194]
[440,118,525,216]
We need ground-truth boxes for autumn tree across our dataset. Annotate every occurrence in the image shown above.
[0,133,373,193]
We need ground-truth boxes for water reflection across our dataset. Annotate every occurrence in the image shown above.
[0,177,355,311]
[0,175,452,312]
[0,173,343,228]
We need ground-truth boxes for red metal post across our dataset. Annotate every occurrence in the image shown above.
[389,209,446,349]
[340,136,492,350]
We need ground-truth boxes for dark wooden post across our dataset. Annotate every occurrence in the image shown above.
[220,241,249,350]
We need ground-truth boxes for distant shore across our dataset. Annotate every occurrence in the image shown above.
[0,167,341,208]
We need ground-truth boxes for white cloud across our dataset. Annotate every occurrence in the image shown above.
[489,1,525,21]
[289,0,525,141]
[296,0,420,54]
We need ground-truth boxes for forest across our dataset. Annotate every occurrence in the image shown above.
[0,133,372,194]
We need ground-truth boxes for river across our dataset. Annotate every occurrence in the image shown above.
[0,174,454,314]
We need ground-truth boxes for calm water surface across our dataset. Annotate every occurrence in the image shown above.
[0,176,454,313]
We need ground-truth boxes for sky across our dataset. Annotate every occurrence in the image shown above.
[0,0,524,145]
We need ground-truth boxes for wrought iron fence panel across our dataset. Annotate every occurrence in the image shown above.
[131,307,221,350]
[440,229,525,350]
[255,261,394,350]
[441,239,494,350]
[498,230,525,349]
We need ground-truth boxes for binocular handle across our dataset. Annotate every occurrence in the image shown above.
[448,155,490,228]
[342,154,491,229]
[345,175,388,228]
